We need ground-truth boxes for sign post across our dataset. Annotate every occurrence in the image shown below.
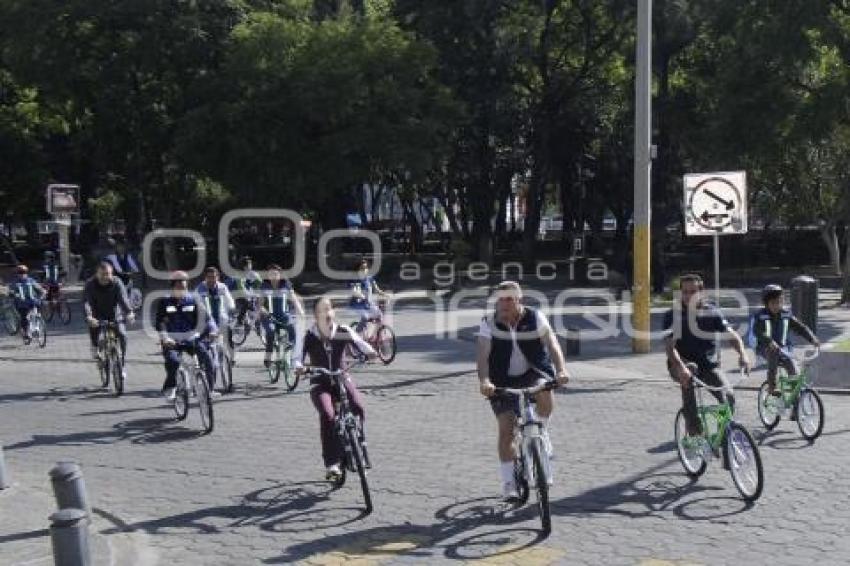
[46,184,80,282]
[684,172,748,363]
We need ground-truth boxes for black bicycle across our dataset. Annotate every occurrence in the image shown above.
[94,320,125,396]
[303,360,372,514]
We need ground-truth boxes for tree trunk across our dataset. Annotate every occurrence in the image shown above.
[522,156,547,265]
[820,222,842,275]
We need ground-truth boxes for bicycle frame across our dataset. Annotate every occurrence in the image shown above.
[691,370,736,452]
[494,379,556,488]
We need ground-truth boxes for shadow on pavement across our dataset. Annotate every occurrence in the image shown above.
[96,481,361,538]
[5,416,198,450]
[755,427,850,450]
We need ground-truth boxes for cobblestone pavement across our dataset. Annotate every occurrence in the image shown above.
[1,299,850,565]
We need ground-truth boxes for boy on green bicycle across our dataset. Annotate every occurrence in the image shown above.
[749,285,820,397]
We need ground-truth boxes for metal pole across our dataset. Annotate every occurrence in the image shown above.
[632,0,653,353]
[714,232,721,363]
[713,232,720,306]
[0,443,9,490]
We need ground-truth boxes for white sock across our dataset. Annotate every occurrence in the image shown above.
[500,461,514,485]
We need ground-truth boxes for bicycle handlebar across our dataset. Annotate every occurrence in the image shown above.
[801,345,821,363]
[492,379,559,397]
[304,359,367,381]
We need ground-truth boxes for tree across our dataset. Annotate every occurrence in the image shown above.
[1,0,242,253]
[181,7,457,231]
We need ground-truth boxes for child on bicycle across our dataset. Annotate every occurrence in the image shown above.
[9,265,46,344]
[259,264,304,368]
[295,297,376,482]
[750,285,820,397]
[350,259,390,333]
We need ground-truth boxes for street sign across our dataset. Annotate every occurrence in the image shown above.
[684,172,747,236]
[46,184,80,215]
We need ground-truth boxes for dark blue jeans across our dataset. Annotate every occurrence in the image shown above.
[263,317,295,354]
[162,341,215,390]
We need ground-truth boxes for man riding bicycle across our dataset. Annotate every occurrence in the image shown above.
[349,259,389,333]
[476,281,571,502]
[229,256,263,324]
[196,266,236,355]
[9,265,46,344]
[664,274,751,437]
[260,264,304,368]
[156,271,217,400]
[84,261,135,377]
[750,284,820,397]
[104,238,141,290]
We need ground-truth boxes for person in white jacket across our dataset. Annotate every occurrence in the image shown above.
[195,266,236,356]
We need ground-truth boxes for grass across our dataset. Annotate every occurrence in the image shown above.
[831,339,850,353]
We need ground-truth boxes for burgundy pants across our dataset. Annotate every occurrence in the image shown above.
[310,376,366,467]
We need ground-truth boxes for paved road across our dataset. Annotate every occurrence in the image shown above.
[1,297,850,565]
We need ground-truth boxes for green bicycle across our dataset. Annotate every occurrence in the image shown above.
[266,315,298,391]
[757,346,824,442]
[675,363,764,503]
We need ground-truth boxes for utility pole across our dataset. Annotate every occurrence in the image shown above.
[633,0,652,353]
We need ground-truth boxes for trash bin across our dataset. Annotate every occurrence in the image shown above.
[790,275,818,334]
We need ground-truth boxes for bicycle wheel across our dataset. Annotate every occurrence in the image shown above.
[375,325,396,365]
[757,381,781,430]
[232,322,248,347]
[726,422,764,502]
[195,372,214,434]
[173,369,189,421]
[2,308,19,335]
[220,351,234,393]
[33,315,47,348]
[513,456,530,505]
[796,388,824,442]
[42,301,55,323]
[530,439,551,536]
[345,425,372,514]
[282,350,298,392]
[675,409,707,478]
[110,347,124,397]
[99,355,110,388]
[268,343,281,384]
[58,300,71,324]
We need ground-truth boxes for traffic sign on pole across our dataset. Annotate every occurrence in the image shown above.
[684,172,747,236]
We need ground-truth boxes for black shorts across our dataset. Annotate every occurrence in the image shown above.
[490,371,546,416]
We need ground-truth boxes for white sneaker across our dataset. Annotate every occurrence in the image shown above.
[210,390,222,399]
[164,388,176,401]
[326,464,342,481]
[541,428,554,459]
[502,481,519,502]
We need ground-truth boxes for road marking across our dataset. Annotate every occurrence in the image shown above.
[301,534,430,565]
[462,543,565,565]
